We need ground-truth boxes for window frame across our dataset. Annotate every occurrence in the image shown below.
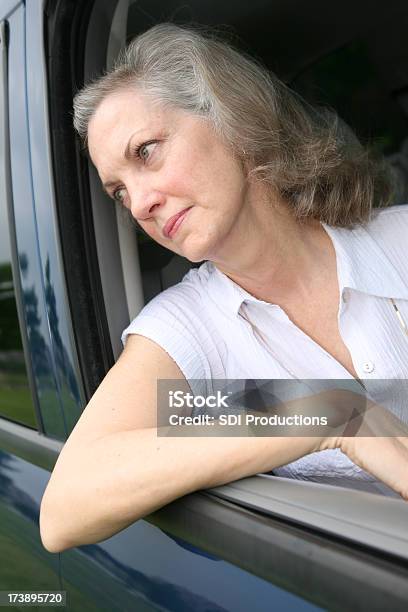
[45,0,115,405]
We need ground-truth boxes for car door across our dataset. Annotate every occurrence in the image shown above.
[15,0,408,610]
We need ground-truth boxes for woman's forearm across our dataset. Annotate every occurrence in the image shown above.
[40,423,327,553]
[41,388,372,553]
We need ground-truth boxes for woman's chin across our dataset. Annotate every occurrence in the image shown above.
[179,238,210,263]
[182,250,208,264]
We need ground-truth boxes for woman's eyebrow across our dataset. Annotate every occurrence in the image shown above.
[101,129,148,194]
[123,130,142,160]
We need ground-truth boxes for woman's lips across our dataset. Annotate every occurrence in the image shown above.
[163,206,193,239]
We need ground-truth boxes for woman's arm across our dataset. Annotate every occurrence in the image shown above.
[40,423,331,553]
[39,335,408,553]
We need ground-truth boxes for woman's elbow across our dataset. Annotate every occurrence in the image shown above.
[39,444,90,552]
[39,491,76,553]
[40,529,67,554]
[39,474,82,553]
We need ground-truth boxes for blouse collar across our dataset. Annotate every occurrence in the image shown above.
[202,218,408,318]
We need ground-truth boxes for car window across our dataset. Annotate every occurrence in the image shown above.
[0,21,36,429]
[122,4,408,321]
[56,0,408,569]
[0,205,37,429]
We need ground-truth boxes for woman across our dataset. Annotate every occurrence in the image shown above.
[40,23,408,553]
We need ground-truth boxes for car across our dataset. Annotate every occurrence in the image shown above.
[1,0,408,610]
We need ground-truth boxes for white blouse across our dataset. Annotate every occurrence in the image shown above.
[121,204,408,496]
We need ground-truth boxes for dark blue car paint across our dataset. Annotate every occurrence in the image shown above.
[1,448,320,610]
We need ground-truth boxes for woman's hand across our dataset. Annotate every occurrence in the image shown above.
[259,387,408,499]
[322,396,408,499]
[219,386,408,499]
[338,436,408,499]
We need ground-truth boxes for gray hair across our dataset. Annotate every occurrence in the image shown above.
[73,22,395,227]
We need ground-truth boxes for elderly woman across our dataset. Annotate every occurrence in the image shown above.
[40,23,408,553]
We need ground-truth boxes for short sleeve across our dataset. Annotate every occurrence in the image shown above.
[120,287,215,399]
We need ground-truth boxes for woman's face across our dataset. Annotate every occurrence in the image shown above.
[87,88,252,263]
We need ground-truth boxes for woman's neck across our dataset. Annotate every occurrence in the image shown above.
[213,194,337,307]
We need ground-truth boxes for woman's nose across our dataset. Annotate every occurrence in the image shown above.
[130,190,166,221]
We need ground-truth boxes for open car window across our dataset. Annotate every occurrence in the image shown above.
[67,0,408,563]
[86,0,408,361]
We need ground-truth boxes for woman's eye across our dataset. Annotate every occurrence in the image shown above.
[113,188,126,203]
[135,140,157,162]
[110,140,158,203]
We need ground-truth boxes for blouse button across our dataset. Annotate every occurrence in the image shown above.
[362,361,375,373]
